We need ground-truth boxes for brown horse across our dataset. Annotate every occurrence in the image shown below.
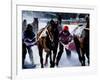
[37,20,59,68]
[74,25,89,66]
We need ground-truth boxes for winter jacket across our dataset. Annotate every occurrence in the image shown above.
[23,30,36,46]
[59,31,72,45]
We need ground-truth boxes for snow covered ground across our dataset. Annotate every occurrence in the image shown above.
[24,45,81,68]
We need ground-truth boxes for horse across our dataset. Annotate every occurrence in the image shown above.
[73,24,89,66]
[37,20,59,68]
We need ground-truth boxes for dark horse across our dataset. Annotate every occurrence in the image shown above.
[74,24,89,66]
[37,20,59,68]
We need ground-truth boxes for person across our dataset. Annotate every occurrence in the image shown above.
[22,24,36,68]
[56,25,73,66]
[22,19,27,32]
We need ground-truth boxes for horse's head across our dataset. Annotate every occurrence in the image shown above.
[46,20,59,46]
[50,20,59,32]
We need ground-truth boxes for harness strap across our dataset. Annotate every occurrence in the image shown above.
[46,28,53,42]
[38,27,47,39]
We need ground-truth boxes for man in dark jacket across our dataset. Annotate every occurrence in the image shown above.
[22,24,36,68]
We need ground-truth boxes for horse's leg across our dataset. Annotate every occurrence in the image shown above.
[45,53,50,66]
[81,48,85,66]
[43,37,50,52]
[38,47,44,68]
[86,51,89,65]
[52,49,57,67]
[49,50,53,68]
[52,42,58,67]
[76,46,83,65]
[74,37,83,66]
[56,42,64,66]
[84,37,89,65]
[85,45,89,65]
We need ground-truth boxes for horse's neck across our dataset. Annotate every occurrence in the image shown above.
[37,27,48,40]
[74,25,86,37]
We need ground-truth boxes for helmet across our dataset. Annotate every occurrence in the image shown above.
[63,26,69,31]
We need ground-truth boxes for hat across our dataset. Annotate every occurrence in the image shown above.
[63,26,69,31]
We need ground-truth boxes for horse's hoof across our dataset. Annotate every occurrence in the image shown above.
[55,62,58,67]
[50,65,54,68]
[41,66,44,68]
[88,60,90,66]
[82,63,85,66]
[52,62,55,67]
[50,63,54,68]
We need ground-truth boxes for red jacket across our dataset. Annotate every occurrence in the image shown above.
[59,31,72,45]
